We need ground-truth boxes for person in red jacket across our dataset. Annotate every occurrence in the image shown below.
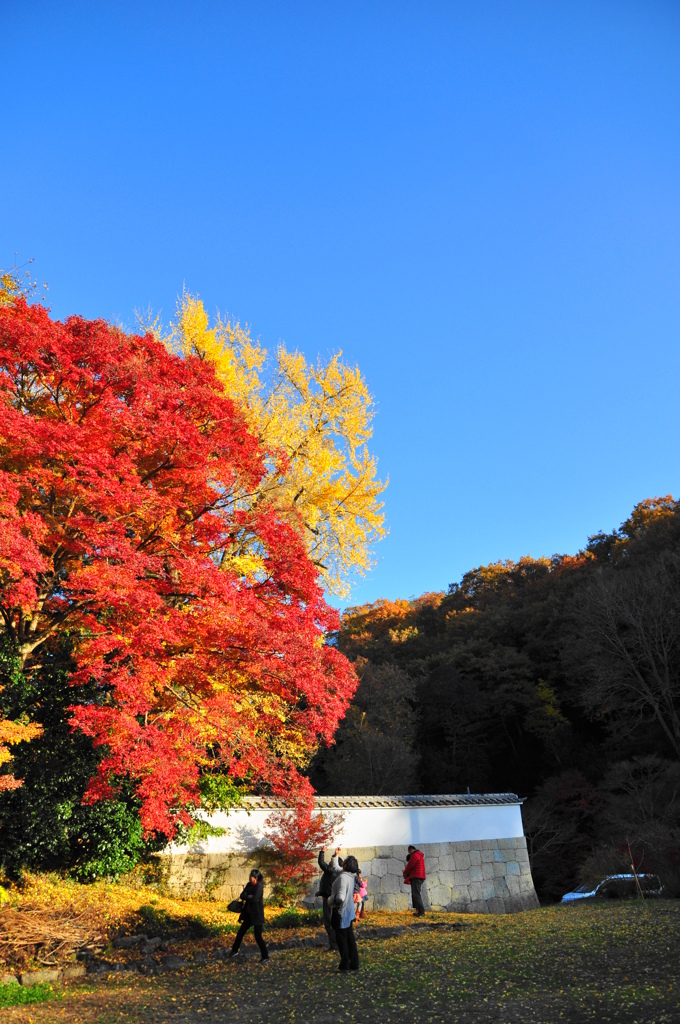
[403,845,427,916]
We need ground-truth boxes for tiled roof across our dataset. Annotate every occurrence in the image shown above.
[241,793,522,809]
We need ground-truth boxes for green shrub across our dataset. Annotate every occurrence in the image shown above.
[70,802,147,881]
[0,640,163,880]
[0,981,61,1008]
[270,908,323,929]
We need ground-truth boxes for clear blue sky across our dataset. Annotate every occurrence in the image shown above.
[3,2,679,608]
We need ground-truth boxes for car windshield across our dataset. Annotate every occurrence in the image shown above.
[573,885,591,894]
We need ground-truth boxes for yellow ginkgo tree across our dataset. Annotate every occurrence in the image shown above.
[160,292,386,596]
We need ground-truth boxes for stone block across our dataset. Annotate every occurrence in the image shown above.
[381,874,402,894]
[469,867,483,882]
[356,846,377,862]
[374,893,403,912]
[467,882,483,902]
[486,897,505,914]
[481,863,495,881]
[387,859,405,876]
[427,872,440,888]
[481,880,495,901]
[469,850,481,866]
[446,901,468,912]
[493,847,506,862]
[115,934,146,949]
[449,886,469,904]
[383,891,408,911]
[439,855,456,872]
[424,843,443,857]
[493,862,507,877]
[371,858,388,878]
[390,845,409,861]
[142,937,162,954]
[366,876,381,894]
[520,862,533,877]
[516,849,530,864]
[505,890,540,913]
[429,884,451,907]
[162,956,189,970]
[497,838,516,850]
[506,874,521,896]
[453,851,471,871]
[21,969,62,987]
[493,878,510,899]
[1,974,19,986]
[468,900,490,914]
[452,841,471,852]
[481,849,495,863]
[506,862,520,875]
[63,965,86,981]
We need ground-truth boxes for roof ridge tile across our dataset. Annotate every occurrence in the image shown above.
[240,792,521,808]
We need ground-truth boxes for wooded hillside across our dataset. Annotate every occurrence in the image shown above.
[310,497,680,900]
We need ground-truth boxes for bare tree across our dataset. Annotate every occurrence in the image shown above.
[576,552,680,757]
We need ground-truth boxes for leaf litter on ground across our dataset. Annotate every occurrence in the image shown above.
[2,899,679,1023]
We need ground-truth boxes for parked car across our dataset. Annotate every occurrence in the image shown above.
[561,873,663,902]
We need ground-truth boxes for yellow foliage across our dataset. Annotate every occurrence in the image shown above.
[0,704,42,791]
[0,270,22,306]
[0,261,47,306]
[163,292,386,595]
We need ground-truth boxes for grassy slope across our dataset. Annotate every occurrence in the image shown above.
[3,900,679,1023]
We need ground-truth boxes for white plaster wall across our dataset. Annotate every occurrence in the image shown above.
[165,803,525,856]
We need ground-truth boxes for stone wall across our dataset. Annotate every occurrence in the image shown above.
[153,835,539,915]
[358,837,538,913]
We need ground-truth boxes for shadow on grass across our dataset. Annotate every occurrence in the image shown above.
[135,904,231,938]
[132,904,323,938]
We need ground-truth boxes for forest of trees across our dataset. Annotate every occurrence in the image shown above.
[310,496,680,901]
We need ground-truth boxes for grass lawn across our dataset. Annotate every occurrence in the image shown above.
[3,900,679,1023]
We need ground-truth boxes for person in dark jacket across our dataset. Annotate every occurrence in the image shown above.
[318,847,342,950]
[403,845,427,916]
[227,869,270,964]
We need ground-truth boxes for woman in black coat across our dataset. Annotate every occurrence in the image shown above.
[227,869,270,964]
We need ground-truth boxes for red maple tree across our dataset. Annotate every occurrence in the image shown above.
[264,806,343,905]
[0,300,357,835]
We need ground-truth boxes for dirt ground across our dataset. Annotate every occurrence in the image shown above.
[5,900,680,1023]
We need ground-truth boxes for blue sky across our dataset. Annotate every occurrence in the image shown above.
[3,1,679,608]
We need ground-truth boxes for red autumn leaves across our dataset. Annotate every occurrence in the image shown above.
[0,300,357,835]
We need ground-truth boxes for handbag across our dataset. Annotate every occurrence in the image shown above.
[227,899,245,914]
